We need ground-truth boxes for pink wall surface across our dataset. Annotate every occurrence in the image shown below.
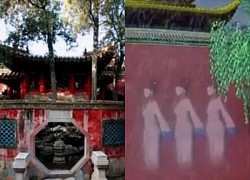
[126,43,249,180]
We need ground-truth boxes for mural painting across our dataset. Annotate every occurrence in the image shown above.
[126,44,247,180]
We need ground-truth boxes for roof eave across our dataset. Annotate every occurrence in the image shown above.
[126,28,210,46]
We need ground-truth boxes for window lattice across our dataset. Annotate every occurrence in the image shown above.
[102,119,125,146]
[0,120,17,148]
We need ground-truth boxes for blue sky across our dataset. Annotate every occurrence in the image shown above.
[194,0,249,25]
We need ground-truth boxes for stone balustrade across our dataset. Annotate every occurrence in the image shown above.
[12,152,30,180]
[91,151,109,180]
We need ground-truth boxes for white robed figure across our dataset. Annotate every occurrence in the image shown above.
[142,81,171,169]
[173,81,204,167]
[206,86,236,164]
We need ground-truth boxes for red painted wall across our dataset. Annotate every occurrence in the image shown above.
[0,108,124,160]
[126,43,248,180]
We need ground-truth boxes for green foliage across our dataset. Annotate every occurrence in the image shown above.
[63,0,102,50]
[242,0,250,14]
[62,0,90,33]
[100,0,125,47]
[210,20,250,123]
[100,0,125,100]
[2,0,77,51]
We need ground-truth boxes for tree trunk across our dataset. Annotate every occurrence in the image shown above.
[91,0,99,100]
[48,33,57,101]
[93,17,99,51]
[91,53,97,100]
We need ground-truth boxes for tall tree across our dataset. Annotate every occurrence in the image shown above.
[63,0,102,100]
[63,0,101,49]
[0,0,77,101]
[101,0,125,101]
[209,1,250,123]
[63,0,125,101]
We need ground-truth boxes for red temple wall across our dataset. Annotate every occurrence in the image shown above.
[0,108,124,160]
[126,43,249,180]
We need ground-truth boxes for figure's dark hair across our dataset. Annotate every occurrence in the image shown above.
[146,81,157,93]
[178,79,190,91]
[208,85,219,96]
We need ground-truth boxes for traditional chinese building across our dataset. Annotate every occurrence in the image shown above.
[126,1,250,180]
[0,45,125,180]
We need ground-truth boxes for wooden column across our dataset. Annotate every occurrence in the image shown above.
[39,73,46,94]
[20,73,28,99]
[69,74,76,95]
[91,53,97,100]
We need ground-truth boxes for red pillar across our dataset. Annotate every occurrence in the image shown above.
[6,87,12,97]
[20,73,28,99]
[99,87,106,100]
[69,74,76,95]
[84,75,91,100]
[39,73,46,94]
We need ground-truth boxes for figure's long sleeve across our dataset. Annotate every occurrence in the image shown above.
[153,101,170,131]
[219,99,235,128]
[187,99,203,129]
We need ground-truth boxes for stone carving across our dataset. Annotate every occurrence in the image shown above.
[53,140,66,164]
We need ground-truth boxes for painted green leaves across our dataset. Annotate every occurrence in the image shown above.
[210,21,250,123]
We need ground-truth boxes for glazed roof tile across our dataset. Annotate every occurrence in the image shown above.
[126,28,210,45]
[126,0,240,15]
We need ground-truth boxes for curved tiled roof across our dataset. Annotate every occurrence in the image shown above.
[126,28,210,46]
[0,71,23,84]
[0,45,117,73]
[126,0,240,31]
[126,0,240,15]
[0,44,116,62]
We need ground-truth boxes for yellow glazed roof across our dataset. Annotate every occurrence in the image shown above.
[126,0,240,15]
